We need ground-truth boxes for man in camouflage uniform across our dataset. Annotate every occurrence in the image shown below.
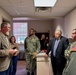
[24,28,40,75]
[63,29,76,75]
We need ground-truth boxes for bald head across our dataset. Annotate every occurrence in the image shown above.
[54,30,62,39]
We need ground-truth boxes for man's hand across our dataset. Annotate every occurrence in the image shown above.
[14,52,18,56]
[44,54,48,58]
[33,52,38,59]
[8,49,17,55]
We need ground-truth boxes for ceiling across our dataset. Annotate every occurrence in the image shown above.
[0,0,76,19]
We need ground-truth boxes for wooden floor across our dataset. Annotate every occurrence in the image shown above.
[16,60,27,75]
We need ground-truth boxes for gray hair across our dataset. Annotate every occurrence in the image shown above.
[73,28,76,32]
[1,22,10,29]
[55,30,62,34]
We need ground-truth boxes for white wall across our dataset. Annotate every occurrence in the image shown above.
[28,20,52,31]
[52,18,64,36]
[64,8,76,38]
[0,7,13,36]
[0,7,12,24]
[52,8,76,38]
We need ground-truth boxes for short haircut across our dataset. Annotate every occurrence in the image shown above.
[72,28,76,33]
[73,28,76,31]
[55,30,62,34]
[30,28,35,32]
[1,22,10,29]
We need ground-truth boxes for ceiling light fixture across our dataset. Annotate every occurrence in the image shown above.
[34,0,57,7]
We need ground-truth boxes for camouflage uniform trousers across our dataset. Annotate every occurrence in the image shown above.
[26,54,36,73]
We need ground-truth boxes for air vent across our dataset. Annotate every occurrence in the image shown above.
[35,7,52,12]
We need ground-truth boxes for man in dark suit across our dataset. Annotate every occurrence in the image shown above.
[45,30,69,75]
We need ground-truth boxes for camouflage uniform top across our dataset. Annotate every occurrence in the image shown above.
[70,41,76,49]
[24,35,40,55]
[64,41,76,67]
[65,41,76,58]
[63,41,76,75]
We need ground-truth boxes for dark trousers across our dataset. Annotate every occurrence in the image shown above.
[51,56,66,75]
[0,68,9,75]
[9,56,18,75]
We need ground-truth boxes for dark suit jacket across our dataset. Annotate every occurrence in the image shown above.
[46,36,69,65]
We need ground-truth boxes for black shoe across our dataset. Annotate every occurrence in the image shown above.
[31,72,34,75]
[27,72,30,75]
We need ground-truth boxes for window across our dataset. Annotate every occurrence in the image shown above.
[13,22,28,44]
